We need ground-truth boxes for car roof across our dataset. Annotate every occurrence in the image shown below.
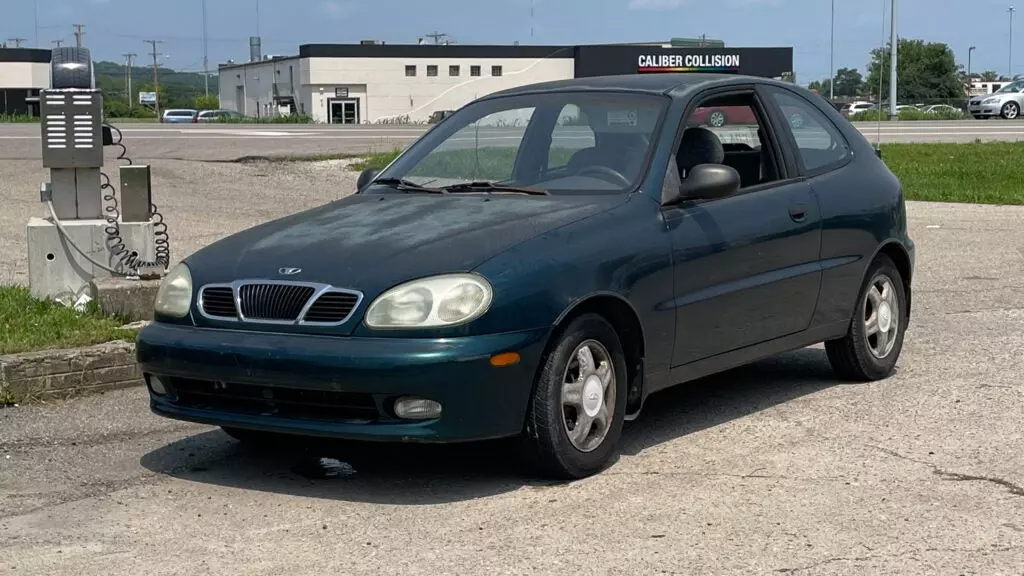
[483,73,791,99]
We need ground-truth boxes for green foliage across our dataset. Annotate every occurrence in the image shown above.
[91,60,216,115]
[214,114,316,124]
[0,114,39,123]
[0,285,138,355]
[193,94,220,110]
[849,106,965,121]
[881,142,1024,204]
[865,39,962,101]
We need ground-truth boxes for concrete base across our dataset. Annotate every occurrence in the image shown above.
[27,217,156,301]
[89,277,162,322]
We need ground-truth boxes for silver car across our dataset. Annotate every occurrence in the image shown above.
[968,80,1024,119]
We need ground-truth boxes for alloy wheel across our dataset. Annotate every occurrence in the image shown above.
[863,275,900,359]
[1003,102,1019,119]
[708,111,726,127]
[561,339,616,453]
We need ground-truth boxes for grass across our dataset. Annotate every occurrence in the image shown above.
[0,286,139,356]
[215,114,317,124]
[880,142,1024,204]
[352,142,1024,205]
[849,108,967,121]
[0,114,39,123]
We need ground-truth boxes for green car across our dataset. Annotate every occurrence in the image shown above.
[139,73,915,479]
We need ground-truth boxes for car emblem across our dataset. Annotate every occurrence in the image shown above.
[278,267,302,276]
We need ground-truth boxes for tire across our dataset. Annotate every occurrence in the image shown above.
[825,253,907,381]
[707,109,727,128]
[522,313,628,480]
[1000,101,1020,120]
[50,47,94,90]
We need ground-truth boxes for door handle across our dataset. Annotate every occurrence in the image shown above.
[789,203,807,223]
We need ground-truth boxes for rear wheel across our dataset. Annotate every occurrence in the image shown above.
[825,254,907,381]
[522,314,627,479]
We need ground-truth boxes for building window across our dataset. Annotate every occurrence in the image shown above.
[491,65,503,77]
[405,65,416,77]
[471,65,481,77]
[427,65,438,77]
[449,65,460,76]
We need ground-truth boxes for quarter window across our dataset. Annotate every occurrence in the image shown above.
[769,89,850,172]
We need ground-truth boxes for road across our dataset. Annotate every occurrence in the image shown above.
[1,119,1023,161]
[2,200,1024,575]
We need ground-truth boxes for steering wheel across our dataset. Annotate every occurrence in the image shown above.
[574,165,631,187]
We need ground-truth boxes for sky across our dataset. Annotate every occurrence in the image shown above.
[2,0,1020,83]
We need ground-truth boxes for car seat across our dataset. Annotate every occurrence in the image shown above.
[676,127,725,179]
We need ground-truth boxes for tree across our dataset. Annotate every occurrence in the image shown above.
[979,70,1000,81]
[865,38,962,102]
[832,67,864,97]
[807,79,831,94]
[193,94,220,110]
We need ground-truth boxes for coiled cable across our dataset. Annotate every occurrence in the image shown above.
[100,123,171,274]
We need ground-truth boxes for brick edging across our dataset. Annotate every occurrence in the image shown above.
[0,340,142,404]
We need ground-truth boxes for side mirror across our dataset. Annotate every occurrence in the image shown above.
[356,167,381,191]
[666,164,741,205]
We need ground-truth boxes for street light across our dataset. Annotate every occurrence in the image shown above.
[1010,6,1016,80]
[829,0,835,101]
[968,45,976,94]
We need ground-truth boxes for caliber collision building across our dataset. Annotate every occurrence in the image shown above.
[218,40,793,124]
[0,48,51,117]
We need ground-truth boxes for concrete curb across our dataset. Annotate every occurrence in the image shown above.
[0,340,142,405]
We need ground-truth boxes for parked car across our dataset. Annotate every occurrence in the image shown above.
[428,110,455,124]
[139,73,915,479]
[840,101,877,117]
[689,105,806,129]
[967,79,1024,119]
[922,104,964,116]
[196,109,246,122]
[161,108,198,123]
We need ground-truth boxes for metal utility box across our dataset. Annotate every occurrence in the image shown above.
[119,165,154,223]
[39,89,104,169]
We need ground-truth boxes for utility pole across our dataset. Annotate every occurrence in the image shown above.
[203,0,210,97]
[52,39,63,47]
[73,24,85,48]
[124,53,137,109]
[829,0,835,101]
[1010,6,1017,80]
[968,45,976,94]
[34,0,39,48]
[7,38,27,48]
[530,0,535,39]
[145,40,163,117]
[888,0,898,119]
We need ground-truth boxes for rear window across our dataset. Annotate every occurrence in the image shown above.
[166,110,194,117]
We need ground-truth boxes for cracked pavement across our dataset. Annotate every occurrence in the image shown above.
[2,171,1024,573]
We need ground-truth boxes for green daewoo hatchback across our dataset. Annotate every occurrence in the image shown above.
[139,73,915,479]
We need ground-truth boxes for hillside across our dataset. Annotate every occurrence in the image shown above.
[92,60,220,116]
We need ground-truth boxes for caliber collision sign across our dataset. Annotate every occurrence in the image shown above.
[637,53,741,73]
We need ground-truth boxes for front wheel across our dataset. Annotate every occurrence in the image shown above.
[522,314,628,479]
[825,254,907,381]
[1000,101,1020,120]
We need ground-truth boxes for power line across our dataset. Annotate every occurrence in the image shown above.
[203,0,210,97]
[72,24,85,48]
[7,38,27,48]
[145,39,164,117]
[52,39,63,47]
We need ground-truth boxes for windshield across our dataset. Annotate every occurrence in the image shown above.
[995,81,1024,93]
[376,91,669,194]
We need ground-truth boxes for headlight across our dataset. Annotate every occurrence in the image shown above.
[365,273,493,329]
[983,97,999,104]
[153,262,193,318]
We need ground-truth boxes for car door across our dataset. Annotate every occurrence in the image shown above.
[665,85,824,368]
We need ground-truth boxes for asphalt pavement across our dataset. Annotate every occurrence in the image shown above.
[1,199,1023,575]
[1,119,1023,162]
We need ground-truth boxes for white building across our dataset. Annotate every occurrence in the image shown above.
[217,42,794,124]
[0,48,50,116]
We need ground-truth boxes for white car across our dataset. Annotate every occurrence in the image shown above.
[841,101,877,117]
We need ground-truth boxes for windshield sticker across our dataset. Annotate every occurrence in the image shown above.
[607,109,638,127]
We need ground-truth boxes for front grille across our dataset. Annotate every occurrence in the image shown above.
[238,283,317,321]
[170,377,380,422]
[200,286,237,318]
[304,291,360,323]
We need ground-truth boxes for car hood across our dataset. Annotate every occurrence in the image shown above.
[186,192,623,294]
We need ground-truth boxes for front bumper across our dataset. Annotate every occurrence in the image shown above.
[968,102,1001,116]
[137,322,551,443]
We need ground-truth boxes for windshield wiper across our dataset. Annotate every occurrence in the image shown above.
[442,181,549,195]
[371,178,443,193]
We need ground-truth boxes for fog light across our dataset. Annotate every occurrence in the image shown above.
[393,397,442,420]
[148,375,167,396]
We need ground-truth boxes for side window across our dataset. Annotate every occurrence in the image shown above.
[768,89,850,172]
[678,91,780,189]
[548,104,595,170]
[404,107,535,185]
